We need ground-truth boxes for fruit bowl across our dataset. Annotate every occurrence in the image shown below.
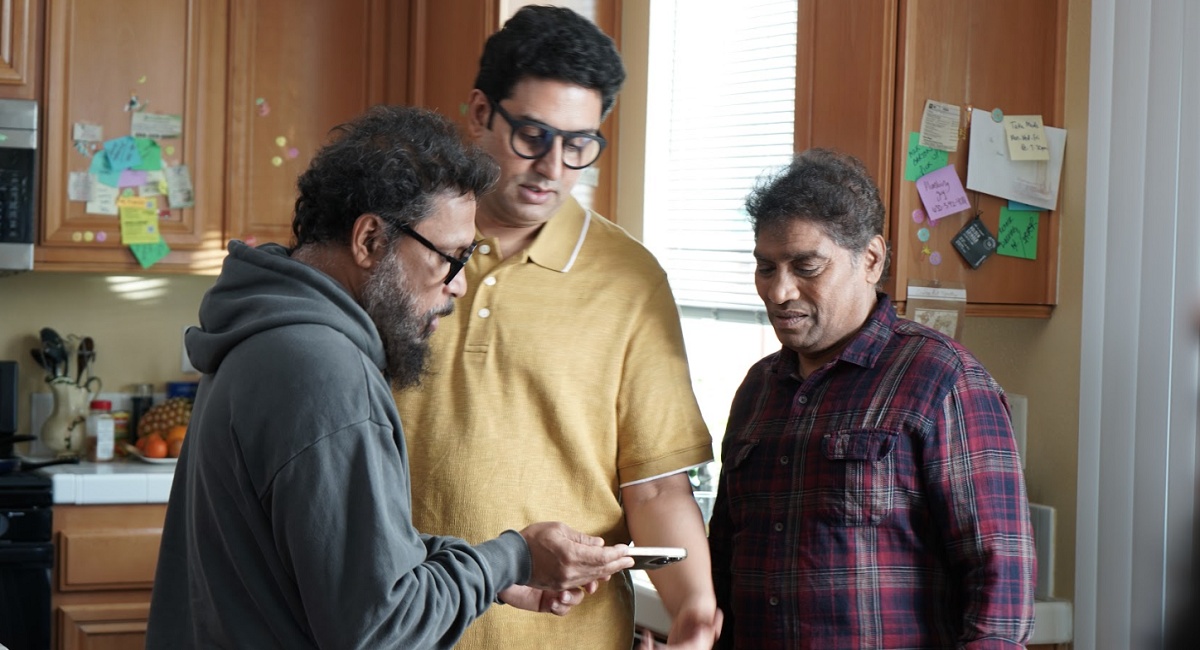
[123,443,178,465]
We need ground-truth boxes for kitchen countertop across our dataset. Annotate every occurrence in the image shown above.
[36,457,176,505]
[631,572,1073,645]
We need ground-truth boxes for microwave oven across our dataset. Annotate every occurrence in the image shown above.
[0,99,37,272]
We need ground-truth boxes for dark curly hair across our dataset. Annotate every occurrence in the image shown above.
[746,149,888,268]
[291,105,498,248]
[475,5,626,117]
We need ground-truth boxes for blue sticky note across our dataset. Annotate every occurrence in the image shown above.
[88,150,122,187]
[1008,200,1041,212]
[103,136,142,171]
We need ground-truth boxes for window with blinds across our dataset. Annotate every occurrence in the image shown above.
[644,0,798,318]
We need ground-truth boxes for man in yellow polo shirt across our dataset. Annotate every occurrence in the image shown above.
[395,6,722,649]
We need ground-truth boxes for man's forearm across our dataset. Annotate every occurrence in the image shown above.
[623,472,717,618]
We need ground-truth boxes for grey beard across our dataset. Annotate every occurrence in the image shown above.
[361,248,436,390]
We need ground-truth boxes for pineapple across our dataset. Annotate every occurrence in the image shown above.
[137,397,193,439]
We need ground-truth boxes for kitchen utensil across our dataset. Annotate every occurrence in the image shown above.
[75,337,93,384]
[29,348,53,379]
[0,455,79,476]
[39,328,67,378]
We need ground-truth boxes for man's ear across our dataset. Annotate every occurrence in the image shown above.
[863,234,888,285]
[465,89,492,140]
[349,213,387,270]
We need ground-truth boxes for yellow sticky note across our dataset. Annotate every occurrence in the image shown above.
[1003,115,1051,161]
[119,199,162,245]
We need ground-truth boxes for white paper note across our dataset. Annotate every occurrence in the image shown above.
[85,182,119,215]
[72,123,103,142]
[919,100,961,152]
[131,112,183,139]
[164,164,195,208]
[966,108,1066,211]
[67,172,92,201]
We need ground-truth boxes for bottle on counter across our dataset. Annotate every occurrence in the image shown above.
[86,399,115,462]
[128,383,154,447]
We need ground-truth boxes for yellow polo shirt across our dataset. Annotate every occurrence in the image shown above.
[395,197,712,649]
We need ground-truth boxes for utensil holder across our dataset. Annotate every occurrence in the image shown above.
[40,379,92,457]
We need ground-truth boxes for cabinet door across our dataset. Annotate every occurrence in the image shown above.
[888,0,1067,316]
[224,0,389,248]
[57,602,148,650]
[0,0,41,100]
[38,0,228,273]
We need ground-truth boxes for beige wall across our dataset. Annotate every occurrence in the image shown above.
[0,272,215,440]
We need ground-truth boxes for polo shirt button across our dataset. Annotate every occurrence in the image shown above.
[478,244,492,255]
[797,395,808,404]
[478,308,491,318]
[769,597,779,606]
[483,276,497,286]
[774,522,783,532]
[780,456,789,465]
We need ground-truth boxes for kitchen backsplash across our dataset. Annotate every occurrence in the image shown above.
[0,272,214,440]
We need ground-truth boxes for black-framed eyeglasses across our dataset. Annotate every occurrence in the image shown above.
[488,99,607,170]
[398,224,478,285]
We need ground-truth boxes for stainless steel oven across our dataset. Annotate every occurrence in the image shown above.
[0,98,38,272]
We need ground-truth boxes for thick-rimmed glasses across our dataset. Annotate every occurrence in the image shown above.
[398,224,478,285]
[488,99,607,170]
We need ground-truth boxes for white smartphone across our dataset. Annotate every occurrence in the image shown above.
[625,546,687,570]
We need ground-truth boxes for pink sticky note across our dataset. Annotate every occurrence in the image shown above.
[915,165,971,221]
[117,169,148,188]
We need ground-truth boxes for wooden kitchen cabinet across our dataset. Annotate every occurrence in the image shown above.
[37,0,229,273]
[796,0,1067,317]
[51,503,166,650]
[0,0,42,100]
[224,0,394,249]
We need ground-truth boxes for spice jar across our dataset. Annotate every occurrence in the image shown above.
[85,399,115,462]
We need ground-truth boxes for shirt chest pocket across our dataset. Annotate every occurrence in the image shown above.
[817,429,898,527]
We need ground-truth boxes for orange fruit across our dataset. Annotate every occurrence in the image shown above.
[165,425,188,443]
[143,435,168,459]
[135,435,149,452]
[167,438,184,458]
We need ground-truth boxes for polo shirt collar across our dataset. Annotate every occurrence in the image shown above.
[524,196,591,273]
[770,292,896,376]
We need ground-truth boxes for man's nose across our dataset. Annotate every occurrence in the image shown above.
[534,138,565,181]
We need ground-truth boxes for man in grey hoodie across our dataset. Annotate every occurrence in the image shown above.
[146,106,635,649]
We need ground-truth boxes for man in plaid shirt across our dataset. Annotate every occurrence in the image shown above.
[709,149,1036,649]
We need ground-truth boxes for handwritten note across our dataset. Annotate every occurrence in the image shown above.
[86,182,119,215]
[1004,115,1051,161]
[89,151,121,187]
[118,170,148,188]
[966,108,1066,209]
[103,136,142,171]
[905,132,949,181]
[72,123,103,142]
[131,137,162,171]
[919,100,961,152]
[915,165,971,221]
[997,207,1039,259]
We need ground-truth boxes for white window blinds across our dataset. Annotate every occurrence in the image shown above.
[644,0,798,317]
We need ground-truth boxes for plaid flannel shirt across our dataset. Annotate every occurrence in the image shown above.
[710,295,1035,649]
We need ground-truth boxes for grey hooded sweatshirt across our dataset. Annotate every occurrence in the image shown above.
[146,242,530,649]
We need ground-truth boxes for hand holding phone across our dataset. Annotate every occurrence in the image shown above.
[625,546,687,570]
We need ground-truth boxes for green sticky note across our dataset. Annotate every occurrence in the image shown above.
[131,137,162,171]
[905,132,949,181]
[130,238,171,269]
[997,207,1039,259]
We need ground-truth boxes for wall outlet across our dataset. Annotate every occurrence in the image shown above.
[181,325,198,375]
